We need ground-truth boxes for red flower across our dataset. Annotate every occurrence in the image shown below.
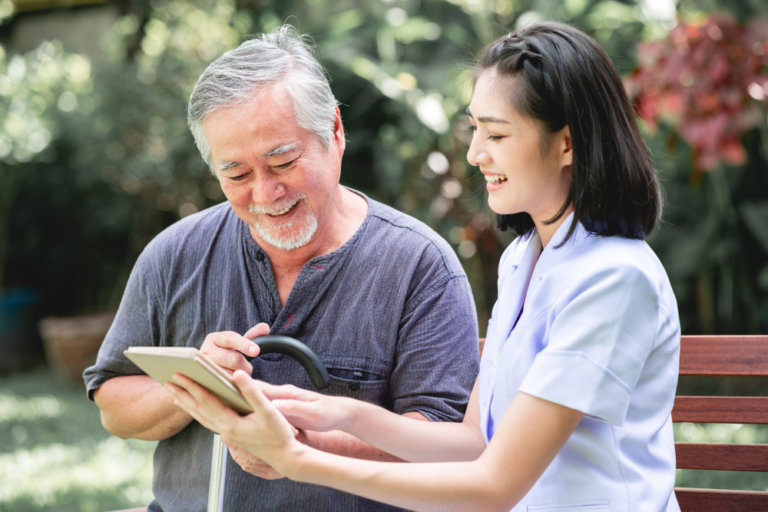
[626,14,768,171]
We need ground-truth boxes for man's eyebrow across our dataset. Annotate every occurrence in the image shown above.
[465,107,509,124]
[265,142,299,158]
[215,142,300,172]
[217,161,240,172]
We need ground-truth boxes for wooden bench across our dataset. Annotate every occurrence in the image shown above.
[673,334,768,511]
[478,335,768,510]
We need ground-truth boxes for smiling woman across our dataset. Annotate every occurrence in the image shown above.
[466,70,573,248]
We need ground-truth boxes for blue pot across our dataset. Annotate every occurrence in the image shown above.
[0,288,44,374]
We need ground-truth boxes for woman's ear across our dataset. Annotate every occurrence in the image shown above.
[560,126,573,167]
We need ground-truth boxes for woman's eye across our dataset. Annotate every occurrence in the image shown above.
[488,135,504,141]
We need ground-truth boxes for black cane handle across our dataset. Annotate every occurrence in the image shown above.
[252,335,330,390]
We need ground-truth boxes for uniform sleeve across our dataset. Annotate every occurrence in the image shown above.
[388,260,480,422]
[82,243,165,400]
[519,263,659,425]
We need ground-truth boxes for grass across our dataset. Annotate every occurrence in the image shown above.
[0,365,154,512]
[1,366,766,512]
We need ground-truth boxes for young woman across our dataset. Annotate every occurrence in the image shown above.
[168,22,681,512]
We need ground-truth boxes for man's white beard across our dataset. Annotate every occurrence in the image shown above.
[248,197,318,251]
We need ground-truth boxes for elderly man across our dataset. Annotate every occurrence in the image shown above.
[84,24,478,512]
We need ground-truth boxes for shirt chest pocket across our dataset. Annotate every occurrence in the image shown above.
[321,355,391,405]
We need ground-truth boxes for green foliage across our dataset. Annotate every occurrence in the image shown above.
[0,40,92,291]
[2,0,766,329]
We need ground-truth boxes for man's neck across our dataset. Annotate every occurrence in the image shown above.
[253,187,368,304]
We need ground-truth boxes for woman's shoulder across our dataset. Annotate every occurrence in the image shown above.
[551,232,676,308]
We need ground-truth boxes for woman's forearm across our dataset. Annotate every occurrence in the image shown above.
[270,380,485,462]
[283,393,582,512]
[288,447,509,512]
[343,400,486,462]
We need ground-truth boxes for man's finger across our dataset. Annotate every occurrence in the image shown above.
[244,322,271,340]
[205,331,260,359]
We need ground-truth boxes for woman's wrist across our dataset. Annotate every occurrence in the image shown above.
[341,397,378,438]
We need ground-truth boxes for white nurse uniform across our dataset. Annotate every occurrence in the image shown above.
[479,214,681,512]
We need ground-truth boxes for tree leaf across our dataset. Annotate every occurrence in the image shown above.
[741,202,768,253]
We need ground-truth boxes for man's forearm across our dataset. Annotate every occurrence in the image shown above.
[94,375,193,440]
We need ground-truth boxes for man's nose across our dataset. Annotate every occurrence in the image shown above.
[250,170,287,205]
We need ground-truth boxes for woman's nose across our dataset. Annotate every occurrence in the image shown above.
[467,138,490,167]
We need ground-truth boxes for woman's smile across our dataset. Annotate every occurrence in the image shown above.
[483,172,509,188]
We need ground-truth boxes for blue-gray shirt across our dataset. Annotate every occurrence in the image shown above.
[84,193,479,512]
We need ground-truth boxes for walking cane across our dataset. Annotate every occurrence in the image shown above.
[207,335,330,512]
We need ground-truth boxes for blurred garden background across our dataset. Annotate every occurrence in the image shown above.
[1,0,767,510]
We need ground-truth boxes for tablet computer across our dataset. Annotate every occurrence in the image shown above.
[124,346,253,414]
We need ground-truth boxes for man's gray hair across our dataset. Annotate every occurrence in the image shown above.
[187,25,339,170]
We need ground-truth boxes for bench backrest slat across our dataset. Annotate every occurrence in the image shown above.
[673,334,768,511]
[679,335,768,376]
[675,442,768,472]
[672,395,768,424]
[675,488,768,512]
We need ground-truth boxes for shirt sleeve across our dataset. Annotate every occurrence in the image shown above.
[519,263,660,426]
[82,243,165,400]
[389,260,480,422]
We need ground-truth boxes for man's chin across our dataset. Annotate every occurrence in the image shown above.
[252,222,317,252]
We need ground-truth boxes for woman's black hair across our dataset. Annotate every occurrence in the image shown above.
[476,22,661,241]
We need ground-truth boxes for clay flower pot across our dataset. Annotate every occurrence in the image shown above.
[38,312,114,384]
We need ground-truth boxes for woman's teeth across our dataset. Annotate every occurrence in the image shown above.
[485,174,508,184]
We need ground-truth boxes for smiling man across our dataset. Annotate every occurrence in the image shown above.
[83,25,479,512]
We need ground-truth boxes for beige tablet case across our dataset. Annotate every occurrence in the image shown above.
[124,346,253,414]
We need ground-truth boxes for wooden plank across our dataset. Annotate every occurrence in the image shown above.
[675,487,768,512]
[672,396,768,424]
[674,336,768,511]
[675,443,768,472]
[679,335,768,376]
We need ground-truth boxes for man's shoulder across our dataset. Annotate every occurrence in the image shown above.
[143,202,237,257]
[366,198,446,246]
[362,198,464,275]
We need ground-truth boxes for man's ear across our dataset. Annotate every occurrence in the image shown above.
[332,106,346,156]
